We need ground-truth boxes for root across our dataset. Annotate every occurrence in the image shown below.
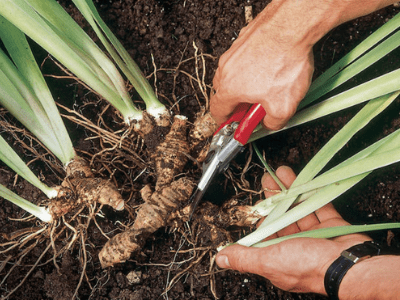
[163,249,209,295]
[48,156,124,218]
[219,199,262,227]
[59,103,147,169]
[0,117,64,177]
[98,186,262,268]
[1,202,100,299]
[152,115,190,189]
[99,177,195,268]
[189,111,218,162]
[98,95,252,269]
[193,41,209,110]
[1,241,51,300]
[146,44,216,115]
[0,224,54,299]
[179,200,261,243]
[133,113,191,189]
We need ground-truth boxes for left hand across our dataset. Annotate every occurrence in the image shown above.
[215,166,371,295]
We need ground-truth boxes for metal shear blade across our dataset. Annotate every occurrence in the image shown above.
[188,125,244,219]
[188,103,266,220]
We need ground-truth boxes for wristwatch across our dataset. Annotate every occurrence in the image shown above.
[324,241,389,300]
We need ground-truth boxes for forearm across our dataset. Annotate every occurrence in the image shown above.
[333,0,399,25]
[338,255,400,300]
[254,0,399,49]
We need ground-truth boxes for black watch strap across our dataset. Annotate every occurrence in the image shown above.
[324,241,383,300]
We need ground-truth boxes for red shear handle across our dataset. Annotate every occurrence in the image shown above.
[214,103,252,136]
[234,103,266,145]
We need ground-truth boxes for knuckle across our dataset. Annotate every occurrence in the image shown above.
[234,261,248,273]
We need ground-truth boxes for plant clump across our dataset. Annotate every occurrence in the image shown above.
[99,111,226,267]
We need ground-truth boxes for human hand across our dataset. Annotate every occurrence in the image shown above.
[215,166,371,295]
[210,0,399,130]
[210,3,316,131]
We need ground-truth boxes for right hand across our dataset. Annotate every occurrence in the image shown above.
[210,3,315,131]
[210,0,399,131]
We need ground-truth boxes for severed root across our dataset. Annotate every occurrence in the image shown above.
[189,111,218,147]
[189,111,218,162]
[170,200,262,249]
[196,199,262,228]
[48,156,124,218]
[132,111,171,151]
[99,177,195,268]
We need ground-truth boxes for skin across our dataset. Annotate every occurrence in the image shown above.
[212,1,400,297]
[210,0,399,130]
[216,167,400,298]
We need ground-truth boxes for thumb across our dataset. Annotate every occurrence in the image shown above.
[216,244,267,275]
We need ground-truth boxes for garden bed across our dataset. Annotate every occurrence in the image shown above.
[1,1,400,299]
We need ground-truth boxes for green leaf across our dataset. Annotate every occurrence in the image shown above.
[259,92,399,226]
[0,0,141,122]
[0,183,52,222]
[0,16,75,164]
[250,69,400,142]
[238,93,400,246]
[253,223,400,248]
[0,51,66,161]
[72,0,165,116]
[238,174,365,246]
[302,11,400,107]
[0,135,56,198]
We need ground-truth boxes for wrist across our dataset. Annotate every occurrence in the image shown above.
[313,243,344,295]
[256,0,343,51]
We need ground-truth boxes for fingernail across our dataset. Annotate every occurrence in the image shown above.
[216,255,230,269]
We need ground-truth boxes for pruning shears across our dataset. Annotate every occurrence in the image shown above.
[189,103,266,219]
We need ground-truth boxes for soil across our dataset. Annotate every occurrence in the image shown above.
[1,1,400,300]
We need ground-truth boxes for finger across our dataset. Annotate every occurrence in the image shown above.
[209,91,239,125]
[276,222,301,237]
[261,166,297,198]
[261,173,281,198]
[296,212,320,231]
[263,232,279,241]
[311,218,351,230]
[275,166,297,188]
[314,203,343,223]
[260,99,297,131]
[216,244,269,277]
[262,113,291,131]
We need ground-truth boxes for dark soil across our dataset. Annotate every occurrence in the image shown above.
[1,1,400,299]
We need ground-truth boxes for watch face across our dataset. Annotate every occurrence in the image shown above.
[341,250,362,263]
[343,241,381,261]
